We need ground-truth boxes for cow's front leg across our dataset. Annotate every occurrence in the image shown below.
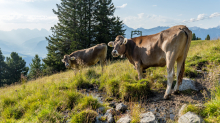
[135,62,143,80]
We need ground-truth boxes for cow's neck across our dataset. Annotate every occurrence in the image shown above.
[124,40,135,65]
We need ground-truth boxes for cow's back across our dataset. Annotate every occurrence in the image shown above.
[76,43,107,66]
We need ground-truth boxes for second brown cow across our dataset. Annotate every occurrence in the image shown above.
[62,43,107,71]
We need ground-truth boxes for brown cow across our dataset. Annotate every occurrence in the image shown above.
[62,43,107,71]
[108,25,192,99]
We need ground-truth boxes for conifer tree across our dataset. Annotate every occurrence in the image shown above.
[5,52,29,84]
[0,48,7,86]
[43,0,96,71]
[94,0,125,59]
[205,34,210,40]
[28,54,42,79]
[43,0,125,71]
[192,33,196,40]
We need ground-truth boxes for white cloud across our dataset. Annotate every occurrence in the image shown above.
[178,14,182,16]
[210,12,220,18]
[190,18,196,22]
[138,13,144,19]
[153,5,157,7]
[116,3,127,9]
[182,12,220,24]
[197,14,206,20]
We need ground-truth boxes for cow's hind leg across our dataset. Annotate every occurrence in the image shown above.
[100,58,107,72]
[164,54,175,99]
[164,66,174,99]
[174,56,185,94]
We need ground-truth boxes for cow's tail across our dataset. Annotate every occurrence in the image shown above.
[178,27,192,85]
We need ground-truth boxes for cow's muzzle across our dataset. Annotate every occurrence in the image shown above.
[112,50,119,57]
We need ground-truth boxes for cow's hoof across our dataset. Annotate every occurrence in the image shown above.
[164,94,171,100]
[173,90,180,95]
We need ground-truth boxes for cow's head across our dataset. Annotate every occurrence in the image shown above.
[108,35,127,57]
[61,55,76,68]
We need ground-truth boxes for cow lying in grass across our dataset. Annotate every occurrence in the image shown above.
[108,25,192,99]
[62,43,107,71]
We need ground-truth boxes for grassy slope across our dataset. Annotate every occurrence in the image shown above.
[0,40,220,122]
[0,72,104,122]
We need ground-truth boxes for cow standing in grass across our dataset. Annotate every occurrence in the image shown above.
[62,43,107,71]
[108,25,192,99]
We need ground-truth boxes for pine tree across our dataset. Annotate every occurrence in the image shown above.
[43,0,97,72]
[205,34,210,40]
[43,0,125,71]
[5,52,29,84]
[94,0,125,59]
[28,54,42,79]
[0,48,7,86]
[192,33,196,40]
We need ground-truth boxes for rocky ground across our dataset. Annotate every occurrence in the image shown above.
[80,74,214,123]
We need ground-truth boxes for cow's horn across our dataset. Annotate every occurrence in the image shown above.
[70,56,76,60]
[123,38,128,44]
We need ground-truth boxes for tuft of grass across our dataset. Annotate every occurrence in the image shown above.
[75,96,102,111]
[70,109,98,123]
[120,79,151,101]
[130,103,141,123]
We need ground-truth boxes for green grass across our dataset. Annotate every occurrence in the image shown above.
[1,39,220,122]
[0,72,105,122]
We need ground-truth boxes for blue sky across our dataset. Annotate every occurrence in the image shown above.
[0,0,220,31]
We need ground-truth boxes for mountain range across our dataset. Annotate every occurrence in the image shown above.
[123,25,220,40]
[0,25,220,67]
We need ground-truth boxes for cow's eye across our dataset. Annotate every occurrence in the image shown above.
[120,42,123,45]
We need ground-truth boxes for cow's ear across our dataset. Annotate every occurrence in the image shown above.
[123,38,128,44]
[70,56,76,60]
[108,41,114,47]
[61,59,65,63]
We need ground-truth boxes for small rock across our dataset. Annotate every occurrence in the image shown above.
[140,112,157,123]
[117,115,131,123]
[179,78,198,91]
[107,115,114,123]
[105,108,114,123]
[116,103,127,113]
[178,111,204,123]
[178,104,187,117]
